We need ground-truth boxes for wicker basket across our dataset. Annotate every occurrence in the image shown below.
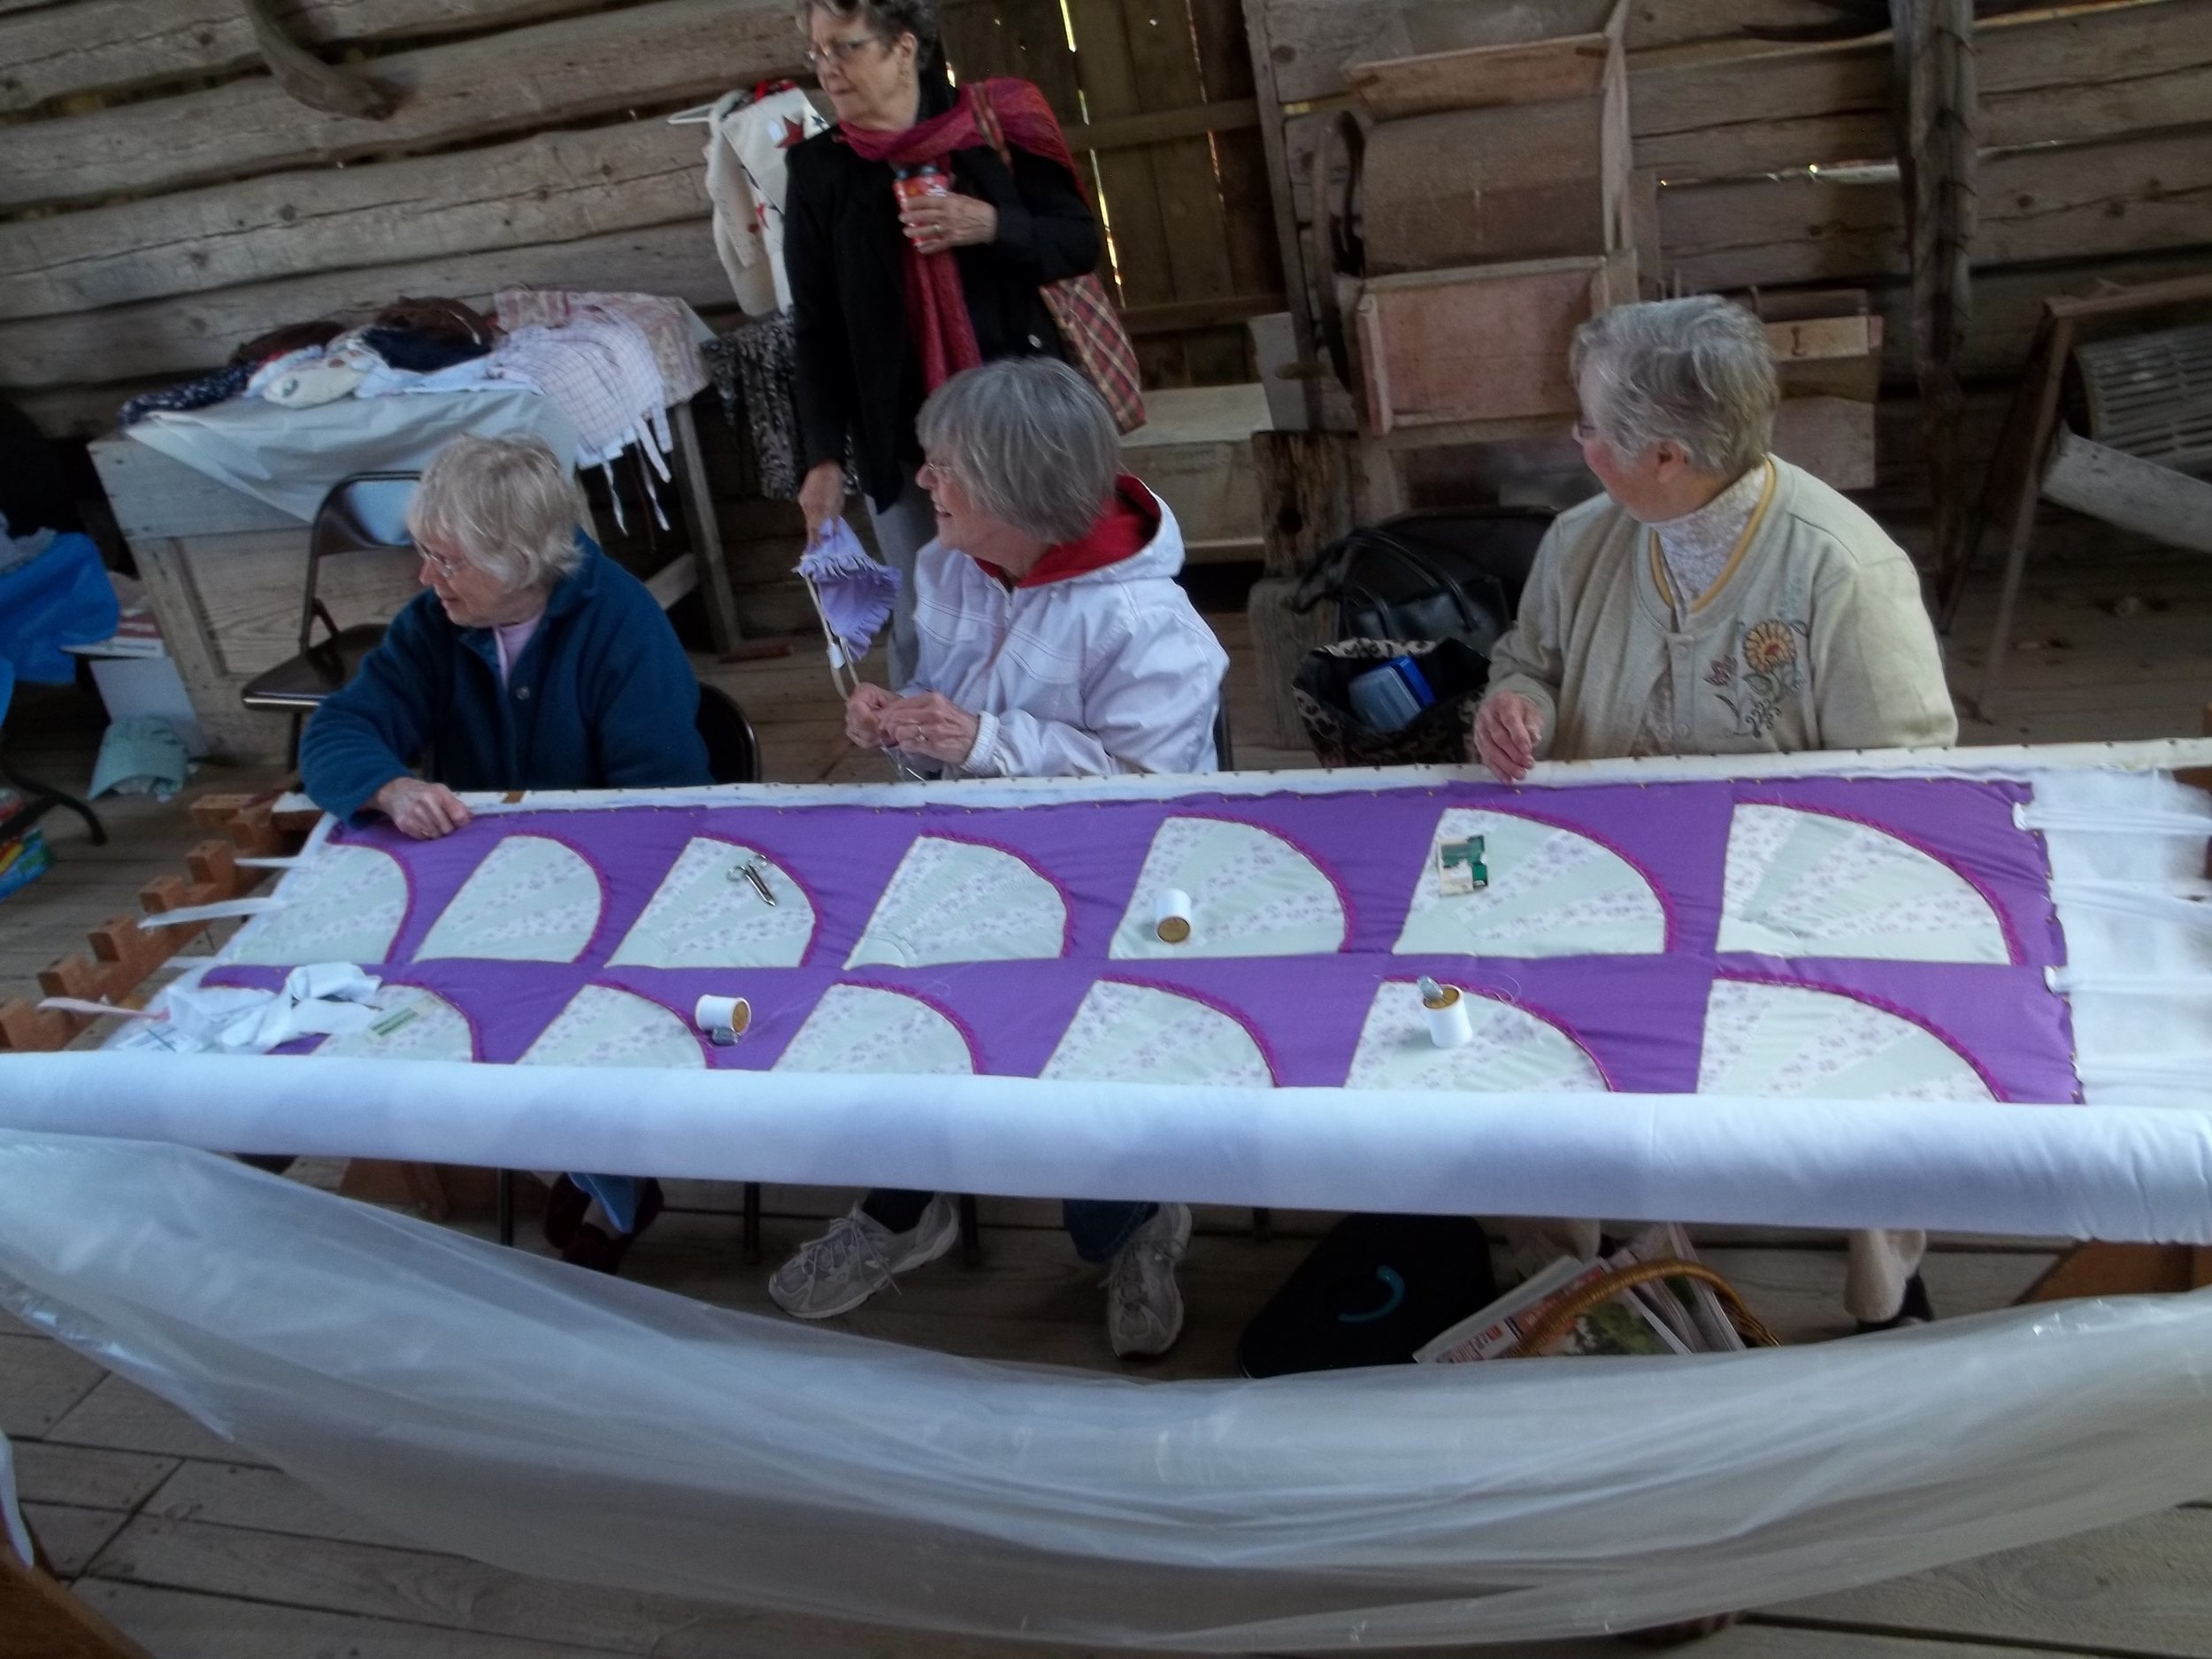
[1504,1257,1782,1359]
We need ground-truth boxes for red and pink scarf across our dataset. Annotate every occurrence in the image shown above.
[839,79,1082,394]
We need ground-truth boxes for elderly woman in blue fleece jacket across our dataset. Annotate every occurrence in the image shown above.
[302,433,709,1275]
[302,433,709,837]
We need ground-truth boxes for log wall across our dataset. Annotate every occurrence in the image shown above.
[1,0,1284,634]
[1262,0,2212,409]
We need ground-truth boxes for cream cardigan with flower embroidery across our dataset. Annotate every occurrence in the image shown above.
[1482,457,1957,762]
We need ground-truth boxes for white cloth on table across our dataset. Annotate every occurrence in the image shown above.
[123,389,581,521]
[705,86,826,318]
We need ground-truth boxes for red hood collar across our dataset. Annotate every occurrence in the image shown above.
[975,477,1159,588]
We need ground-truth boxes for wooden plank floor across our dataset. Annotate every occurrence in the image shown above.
[4,547,2209,1656]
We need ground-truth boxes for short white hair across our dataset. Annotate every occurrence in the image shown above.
[406,434,587,592]
[917,358,1118,544]
[1571,296,1778,478]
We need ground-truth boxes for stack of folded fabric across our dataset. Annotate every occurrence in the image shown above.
[489,290,711,526]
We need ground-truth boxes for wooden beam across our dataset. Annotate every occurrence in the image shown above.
[1242,0,1328,428]
[1631,0,2212,180]
[0,0,616,116]
[1120,292,1288,335]
[0,219,726,388]
[1894,0,1978,619]
[0,1546,157,1659]
[1658,127,2212,293]
[0,0,803,213]
[1064,97,1260,154]
[241,0,396,119]
[0,118,706,323]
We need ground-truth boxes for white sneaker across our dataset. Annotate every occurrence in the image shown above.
[769,1194,959,1319]
[1102,1202,1191,1358]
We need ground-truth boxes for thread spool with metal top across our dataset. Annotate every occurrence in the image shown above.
[1418,976,1472,1048]
[1155,887,1194,944]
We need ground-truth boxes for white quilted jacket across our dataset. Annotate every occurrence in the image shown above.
[902,486,1227,780]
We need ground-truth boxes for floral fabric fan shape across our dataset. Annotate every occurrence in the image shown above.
[795,518,900,696]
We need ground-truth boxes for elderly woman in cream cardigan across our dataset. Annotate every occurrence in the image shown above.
[1473,295,1958,1332]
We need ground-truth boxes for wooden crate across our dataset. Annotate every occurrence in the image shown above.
[1121,384,1275,564]
[1345,0,1622,119]
[1353,251,1638,435]
[1354,0,1627,273]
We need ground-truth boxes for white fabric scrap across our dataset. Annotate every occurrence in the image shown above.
[157,963,384,1055]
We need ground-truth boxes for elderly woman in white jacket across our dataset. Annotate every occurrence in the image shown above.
[772,356,1227,1357]
[850,357,1225,779]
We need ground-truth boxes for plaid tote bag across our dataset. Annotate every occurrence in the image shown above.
[973,99,1147,434]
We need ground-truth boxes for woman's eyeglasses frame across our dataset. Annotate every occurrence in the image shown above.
[803,32,887,67]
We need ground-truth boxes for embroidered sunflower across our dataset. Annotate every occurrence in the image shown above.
[1741,619,1799,674]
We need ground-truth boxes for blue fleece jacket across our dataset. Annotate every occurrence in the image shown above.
[302,533,710,823]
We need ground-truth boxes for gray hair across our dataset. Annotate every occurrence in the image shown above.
[917,357,1118,545]
[794,0,937,47]
[1570,296,1778,478]
[406,434,587,593]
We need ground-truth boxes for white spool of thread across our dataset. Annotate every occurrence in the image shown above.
[1154,887,1194,944]
[1418,977,1472,1048]
[693,995,751,1040]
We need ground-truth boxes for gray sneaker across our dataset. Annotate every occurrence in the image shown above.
[1102,1202,1191,1358]
[769,1194,960,1319]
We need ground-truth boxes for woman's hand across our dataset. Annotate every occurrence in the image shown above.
[372,777,473,840]
[900,192,998,257]
[844,682,899,749]
[1472,691,1546,783]
[798,460,849,545]
[883,691,980,767]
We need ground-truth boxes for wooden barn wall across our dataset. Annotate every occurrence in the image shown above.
[1263,0,2212,498]
[0,0,1279,633]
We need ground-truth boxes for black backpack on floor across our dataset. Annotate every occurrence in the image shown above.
[1236,1213,1498,1378]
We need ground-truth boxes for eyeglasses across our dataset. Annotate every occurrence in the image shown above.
[804,33,886,66]
[1571,417,1598,443]
[916,458,954,491]
[417,544,462,580]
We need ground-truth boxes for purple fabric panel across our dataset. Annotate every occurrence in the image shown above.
[252,776,2081,1102]
[1732,778,2062,967]
[1717,957,2082,1104]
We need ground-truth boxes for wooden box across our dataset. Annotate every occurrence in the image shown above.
[1353,251,1639,438]
[1351,2,1627,276]
[1346,0,1623,119]
[1760,296,1884,491]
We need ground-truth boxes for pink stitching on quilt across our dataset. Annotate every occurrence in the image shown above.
[303,981,483,1064]
[1432,803,1679,952]
[1730,798,2031,965]
[1379,974,1616,1092]
[657,833,826,967]
[895,831,1076,957]
[1087,974,1282,1087]
[559,980,717,1067]
[830,978,986,1073]
[1711,967,2024,1104]
[1158,810,1355,951]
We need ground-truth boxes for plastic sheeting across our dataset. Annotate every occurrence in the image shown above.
[4,1133,2212,1648]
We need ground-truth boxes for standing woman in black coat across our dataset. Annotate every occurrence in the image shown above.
[785,0,1104,685]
